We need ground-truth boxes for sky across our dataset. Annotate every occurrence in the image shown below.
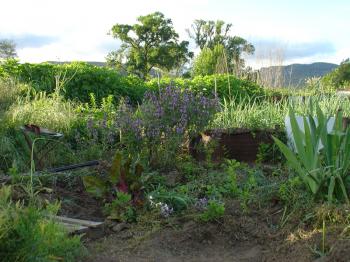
[0,0,349,68]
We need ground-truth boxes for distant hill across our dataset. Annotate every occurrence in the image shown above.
[259,62,338,87]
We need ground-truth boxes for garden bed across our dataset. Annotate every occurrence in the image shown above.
[84,198,350,262]
[190,129,277,163]
[42,179,105,221]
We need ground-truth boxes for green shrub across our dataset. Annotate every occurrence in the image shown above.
[0,79,25,118]
[0,60,147,104]
[0,61,265,104]
[0,186,84,262]
[322,59,350,89]
[192,44,226,76]
[146,74,265,101]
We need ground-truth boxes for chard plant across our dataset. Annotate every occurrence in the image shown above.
[83,151,144,205]
[273,104,350,203]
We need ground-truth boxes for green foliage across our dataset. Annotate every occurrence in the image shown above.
[213,97,283,130]
[0,79,24,119]
[0,60,265,105]
[0,186,84,262]
[176,156,206,180]
[83,151,144,203]
[225,159,240,196]
[278,176,308,205]
[104,192,136,222]
[256,134,286,164]
[213,94,350,130]
[188,19,254,75]
[322,59,350,89]
[148,187,192,212]
[0,60,147,104]
[0,40,17,61]
[146,74,265,101]
[238,168,260,210]
[0,82,80,172]
[175,160,242,201]
[192,44,226,76]
[6,86,78,132]
[117,86,219,168]
[108,12,193,79]
[199,200,225,222]
[273,104,350,203]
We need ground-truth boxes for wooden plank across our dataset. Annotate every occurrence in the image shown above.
[51,215,103,228]
[60,222,88,233]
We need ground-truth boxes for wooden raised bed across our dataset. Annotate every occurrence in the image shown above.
[190,129,277,163]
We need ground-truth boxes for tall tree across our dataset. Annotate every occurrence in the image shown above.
[187,20,254,75]
[226,36,255,76]
[108,12,193,79]
[323,58,350,88]
[192,44,227,76]
[0,40,17,61]
[187,20,232,50]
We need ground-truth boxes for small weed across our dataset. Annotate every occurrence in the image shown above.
[199,200,225,222]
[104,191,136,222]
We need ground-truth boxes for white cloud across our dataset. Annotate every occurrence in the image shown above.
[1,0,348,65]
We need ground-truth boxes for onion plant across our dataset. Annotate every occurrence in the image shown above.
[213,94,350,130]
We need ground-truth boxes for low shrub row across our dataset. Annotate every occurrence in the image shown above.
[0,60,265,104]
[0,60,146,104]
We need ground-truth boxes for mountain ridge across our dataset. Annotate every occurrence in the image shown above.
[259,62,338,87]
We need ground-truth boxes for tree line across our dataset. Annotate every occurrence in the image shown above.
[0,12,255,80]
[107,12,255,79]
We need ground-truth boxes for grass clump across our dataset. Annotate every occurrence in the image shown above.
[6,87,78,133]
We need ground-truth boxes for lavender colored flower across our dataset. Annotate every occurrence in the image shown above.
[91,128,98,142]
[107,131,115,144]
[87,118,94,130]
[114,87,219,163]
[160,203,174,218]
[100,114,107,128]
[74,131,81,143]
[176,126,184,134]
[195,197,209,211]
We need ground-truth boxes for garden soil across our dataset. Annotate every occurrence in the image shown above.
[38,175,350,261]
[83,200,350,262]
